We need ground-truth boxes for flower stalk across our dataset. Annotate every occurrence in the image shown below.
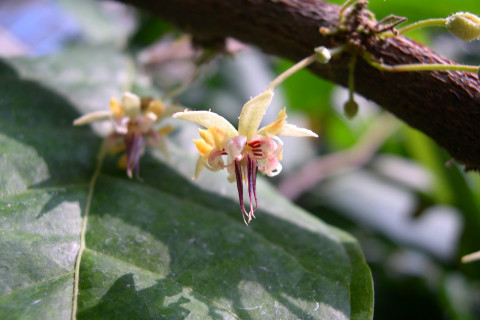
[363,52,479,74]
[344,55,359,119]
[267,54,316,91]
[396,18,446,35]
[391,12,480,42]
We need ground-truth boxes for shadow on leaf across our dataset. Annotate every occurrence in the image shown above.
[78,273,190,320]
[0,66,99,216]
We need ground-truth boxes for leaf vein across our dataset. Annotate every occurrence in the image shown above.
[0,272,73,300]
[70,140,108,320]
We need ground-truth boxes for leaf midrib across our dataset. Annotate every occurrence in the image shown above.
[0,272,73,300]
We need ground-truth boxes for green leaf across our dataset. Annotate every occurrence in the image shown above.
[0,46,373,319]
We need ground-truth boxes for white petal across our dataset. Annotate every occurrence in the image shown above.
[173,110,238,137]
[73,110,112,126]
[238,90,273,139]
[224,135,247,160]
[113,117,129,134]
[145,111,158,122]
[266,162,282,177]
[276,124,318,137]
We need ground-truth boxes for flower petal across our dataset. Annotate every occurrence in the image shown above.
[257,107,287,136]
[194,156,205,180]
[147,99,165,118]
[198,128,214,146]
[173,110,238,137]
[73,110,112,126]
[259,157,282,176]
[248,135,282,160]
[207,150,226,170]
[193,138,213,157]
[110,98,124,118]
[224,135,247,160]
[238,90,274,139]
[276,124,318,137]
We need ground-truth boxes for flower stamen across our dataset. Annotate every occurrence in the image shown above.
[234,156,259,225]
[125,130,144,179]
[234,159,247,224]
[246,156,258,222]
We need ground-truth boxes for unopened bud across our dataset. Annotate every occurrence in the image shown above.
[344,99,358,119]
[314,46,331,64]
[446,12,480,41]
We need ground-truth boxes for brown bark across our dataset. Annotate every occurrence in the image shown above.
[118,0,480,170]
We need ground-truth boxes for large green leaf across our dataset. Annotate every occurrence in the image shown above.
[0,47,373,319]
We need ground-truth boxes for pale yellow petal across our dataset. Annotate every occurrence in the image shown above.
[173,110,238,137]
[110,98,124,118]
[193,139,213,157]
[257,107,287,136]
[147,100,165,118]
[238,90,274,139]
[276,124,318,137]
[199,128,214,146]
[194,156,205,180]
[209,127,227,148]
[73,110,112,126]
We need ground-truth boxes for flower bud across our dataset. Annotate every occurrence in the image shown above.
[344,99,358,119]
[314,46,331,64]
[446,12,480,41]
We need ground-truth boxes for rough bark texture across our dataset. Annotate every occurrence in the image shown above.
[118,0,480,169]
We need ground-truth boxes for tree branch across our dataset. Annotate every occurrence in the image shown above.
[118,0,480,170]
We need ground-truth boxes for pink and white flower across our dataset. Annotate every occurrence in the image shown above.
[74,92,179,178]
[173,90,318,224]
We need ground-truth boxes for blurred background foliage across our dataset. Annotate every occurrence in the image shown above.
[1,0,480,318]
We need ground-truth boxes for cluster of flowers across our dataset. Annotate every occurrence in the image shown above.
[74,90,317,224]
